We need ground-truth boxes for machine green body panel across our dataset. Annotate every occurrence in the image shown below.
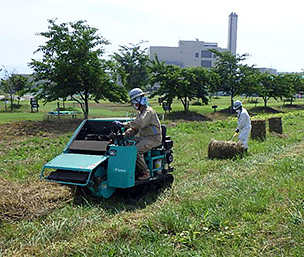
[43,153,108,172]
[107,145,137,188]
[92,181,116,198]
[87,166,116,198]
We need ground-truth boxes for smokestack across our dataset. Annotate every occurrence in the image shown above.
[228,12,238,55]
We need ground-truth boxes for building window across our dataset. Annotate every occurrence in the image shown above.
[201,50,212,58]
[201,60,212,68]
[195,52,199,58]
[213,53,217,58]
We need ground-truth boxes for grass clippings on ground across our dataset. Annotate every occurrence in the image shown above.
[0,177,72,221]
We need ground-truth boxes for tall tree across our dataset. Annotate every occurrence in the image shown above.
[29,19,127,119]
[255,73,278,107]
[278,73,304,105]
[112,41,151,91]
[150,58,211,112]
[210,49,254,113]
[186,66,219,103]
[0,71,30,111]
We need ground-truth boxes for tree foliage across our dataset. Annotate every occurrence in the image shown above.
[0,70,31,111]
[150,58,213,112]
[255,73,278,107]
[210,49,255,112]
[29,19,127,118]
[278,73,304,105]
[112,41,151,91]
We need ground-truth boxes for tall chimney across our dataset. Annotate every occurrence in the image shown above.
[228,12,238,55]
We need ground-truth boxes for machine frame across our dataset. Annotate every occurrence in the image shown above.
[40,118,173,198]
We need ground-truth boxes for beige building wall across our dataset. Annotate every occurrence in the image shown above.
[148,40,228,68]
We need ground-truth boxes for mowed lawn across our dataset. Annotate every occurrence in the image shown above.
[2,95,304,123]
[0,97,304,256]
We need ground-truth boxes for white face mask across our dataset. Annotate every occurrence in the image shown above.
[132,104,138,110]
[236,109,241,114]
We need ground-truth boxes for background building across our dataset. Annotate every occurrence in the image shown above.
[148,12,238,68]
[257,67,277,75]
[148,40,227,68]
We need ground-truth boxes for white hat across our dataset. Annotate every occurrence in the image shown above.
[233,100,242,110]
[129,88,148,101]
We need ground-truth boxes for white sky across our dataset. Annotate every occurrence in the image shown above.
[0,0,303,76]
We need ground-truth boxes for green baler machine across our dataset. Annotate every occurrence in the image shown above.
[40,118,174,198]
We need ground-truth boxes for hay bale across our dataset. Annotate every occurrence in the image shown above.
[0,177,72,221]
[208,139,244,159]
[251,119,266,140]
[268,117,283,134]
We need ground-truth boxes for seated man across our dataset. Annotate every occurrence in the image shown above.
[123,88,162,180]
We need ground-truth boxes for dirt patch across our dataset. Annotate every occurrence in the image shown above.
[165,111,212,121]
[281,104,304,109]
[217,106,283,116]
[0,119,82,138]
[0,177,72,221]
[249,106,283,114]
[217,107,233,114]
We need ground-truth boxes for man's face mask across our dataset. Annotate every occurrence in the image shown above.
[132,103,139,110]
[131,97,140,110]
[236,109,241,114]
[131,96,148,110]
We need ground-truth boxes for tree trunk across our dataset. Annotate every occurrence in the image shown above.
[180,97,188,112]
[183,97,189,112]
[230,96,234,114]
[185,98,189,112]
[263,97,267,107]
[84,94,89,119]
[10,94,13,111]
[57,102,61,120]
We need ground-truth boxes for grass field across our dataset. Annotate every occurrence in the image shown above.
[1,96,304,123]
[0,97,304,256]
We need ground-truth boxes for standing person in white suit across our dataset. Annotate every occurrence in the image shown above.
[233,100,251,151]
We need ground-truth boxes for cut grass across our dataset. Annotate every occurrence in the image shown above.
[0,109,304,256]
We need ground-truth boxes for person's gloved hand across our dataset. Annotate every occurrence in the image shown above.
[112,121,123,128]
[235,128,240,133]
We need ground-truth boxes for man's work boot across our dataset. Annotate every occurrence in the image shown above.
[137,170,150,180]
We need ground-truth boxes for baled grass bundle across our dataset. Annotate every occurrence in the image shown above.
[268,117,283,134]
[0,177,72,221]
[208,139,244,159]
[251,119,266,140]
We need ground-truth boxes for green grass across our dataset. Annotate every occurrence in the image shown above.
[0,101,304,256]
[2,96,304,124]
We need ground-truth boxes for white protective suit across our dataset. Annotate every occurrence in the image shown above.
[236,108,251,149]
